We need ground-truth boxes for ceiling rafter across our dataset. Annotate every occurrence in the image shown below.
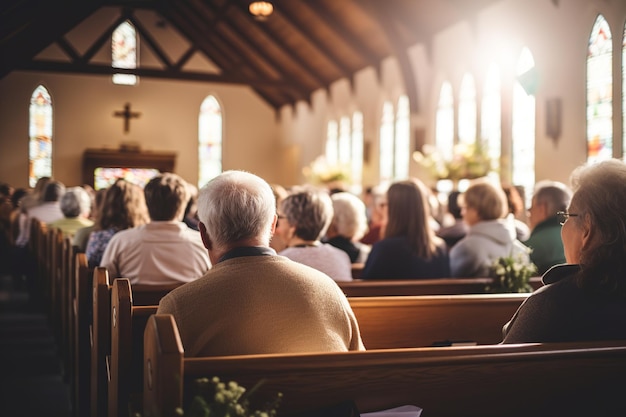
[230,0,330,87]
[172,0,299,106]
[268,3,351,78]
[295,1,381,69]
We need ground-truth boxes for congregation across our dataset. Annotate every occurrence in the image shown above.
[3,158,626,354]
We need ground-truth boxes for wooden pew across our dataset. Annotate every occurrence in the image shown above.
[339,276,543,297]
[143,314,626,417]
[91,266,112,417]
[109,278,181,417]
[108,290,524,416]
[351,293,528,349]
[74,252,92,417]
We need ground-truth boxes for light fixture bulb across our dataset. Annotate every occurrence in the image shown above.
[249,1,273,21]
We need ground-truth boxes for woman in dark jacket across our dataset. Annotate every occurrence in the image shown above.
[503,159,626,343]
[361,178,449,279]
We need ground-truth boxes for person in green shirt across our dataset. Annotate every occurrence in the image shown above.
[524,181,572,275]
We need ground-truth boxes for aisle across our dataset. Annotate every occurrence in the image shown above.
[0,272,72,417]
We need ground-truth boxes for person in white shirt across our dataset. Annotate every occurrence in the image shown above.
[100,173,210,285]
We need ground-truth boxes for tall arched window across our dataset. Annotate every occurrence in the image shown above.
[586,14,613,163]
[622,22,626,159]
[394,95,410,180]
[512,47,536,205]
[436,81,454,160]
[379,101,394,182]
[481,63,501,170]
[198,95,222,187]
[29,85,53,187]
[351,111,364,192]
[325,120,339,166]
[112,20,138,86]
[338,116,351,164]
[458,73,477,145]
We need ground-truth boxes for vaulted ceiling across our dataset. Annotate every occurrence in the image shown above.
[0,0,499,110]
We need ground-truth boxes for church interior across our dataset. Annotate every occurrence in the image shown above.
[1,0,626,416]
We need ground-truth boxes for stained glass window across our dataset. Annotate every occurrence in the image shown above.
[351,111,364,192]
[29,85,53,187]
[198,95,222,187]
[394,95,410,180]
[458,73,477,145]
[325,120,338,166]
[112,21,138,86]
[512,47,536,207]
[436,81,454,161]
[482,64,501,171]
[587,15,613,163]
[379,101,395,182]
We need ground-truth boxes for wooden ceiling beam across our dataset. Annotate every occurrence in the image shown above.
[294,0,381,68]
[15,60,301,90]
[185,0,308,104]
[270,4,351,77]
[230,0,329,87]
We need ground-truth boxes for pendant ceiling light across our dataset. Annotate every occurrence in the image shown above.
[249,1,274,21]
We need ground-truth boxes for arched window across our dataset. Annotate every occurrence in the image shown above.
[198,95,222,187]
[512,47,536,206]
[458,73,477,145]
[394,95,410,180]
[436,81,454,160]
[481,64,501,171]
[338,116,351,165]
[379,101,395,182]
[29,85,53,187]
[351,111,364,192]
[622,22,626,159]
[586,15,613,163]
[325,120,339,166]
[112,21,138,86]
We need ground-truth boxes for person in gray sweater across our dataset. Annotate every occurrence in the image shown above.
[450,179,530,278]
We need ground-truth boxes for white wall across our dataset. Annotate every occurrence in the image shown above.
[279,0,626,189]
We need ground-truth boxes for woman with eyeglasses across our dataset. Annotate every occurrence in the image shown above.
[502,159,626,343]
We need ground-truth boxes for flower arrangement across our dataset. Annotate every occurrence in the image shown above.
[487,253,537,293]
[177,377,282,417]
[412,141,495,182]
[302,155,351,186]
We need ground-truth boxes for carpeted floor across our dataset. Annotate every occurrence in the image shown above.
[0,272,72,417]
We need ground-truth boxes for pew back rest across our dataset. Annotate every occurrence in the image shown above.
[109,278,160,417]
[144,314,626,417]
[339,277,543,297]
[349,293,529,348]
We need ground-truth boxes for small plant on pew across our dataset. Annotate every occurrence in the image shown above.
[487,253,537,293]
[178,377,282,417]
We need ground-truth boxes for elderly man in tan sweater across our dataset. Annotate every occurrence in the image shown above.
[157,170,365,357]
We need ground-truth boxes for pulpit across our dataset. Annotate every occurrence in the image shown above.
[82,148,177,189]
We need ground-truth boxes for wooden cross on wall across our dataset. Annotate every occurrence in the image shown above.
[113,103,141,133]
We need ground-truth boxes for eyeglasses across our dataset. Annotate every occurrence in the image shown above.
[556,211,579,226]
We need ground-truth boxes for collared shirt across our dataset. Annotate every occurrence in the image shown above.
[218,246,276,263]
[100,221,211,285]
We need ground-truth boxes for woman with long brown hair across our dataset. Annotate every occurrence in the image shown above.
[361,178,449,279]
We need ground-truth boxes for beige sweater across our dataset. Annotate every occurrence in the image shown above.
[157,254,365,357]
